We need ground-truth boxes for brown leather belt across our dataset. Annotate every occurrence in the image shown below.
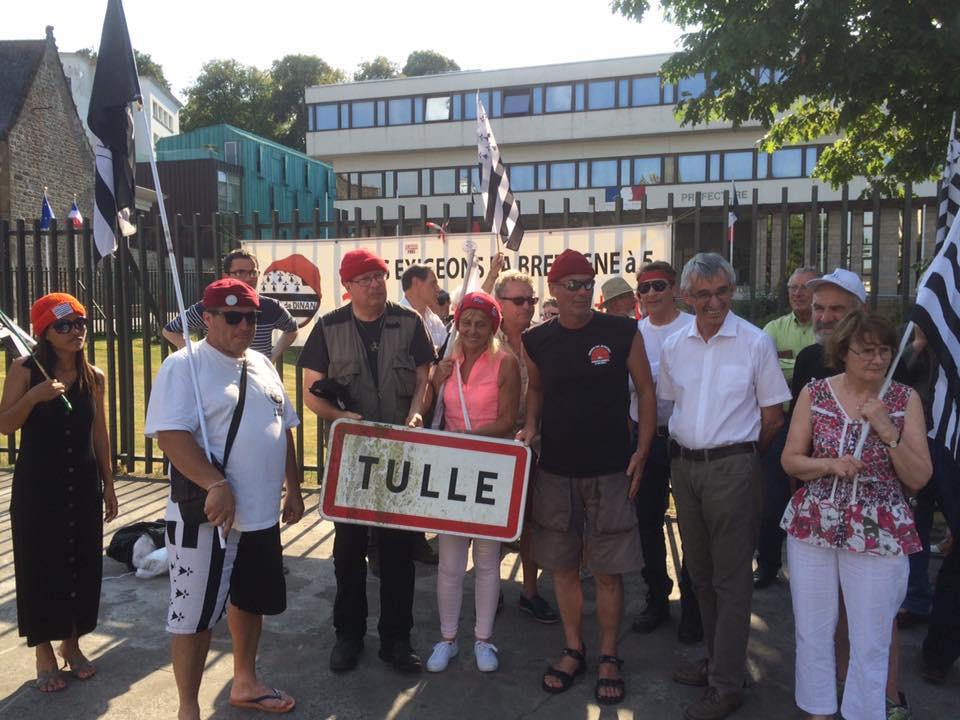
[669,440,757,462]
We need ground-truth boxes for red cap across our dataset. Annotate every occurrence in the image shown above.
[202,278,260,310]
[340,248,389,284]
[547,249,595,282]
[31,292,86,336]
[455,291,502,330]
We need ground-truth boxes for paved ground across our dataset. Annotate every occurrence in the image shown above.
[0,471,954,719]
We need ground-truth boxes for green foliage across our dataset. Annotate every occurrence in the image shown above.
[354,56,400,81]
[402,50,460,77]
[270,55,345,151]
[74,47,172,92]
[611,0,960,188]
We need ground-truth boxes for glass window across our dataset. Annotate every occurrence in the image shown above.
[537,163,547,190]
[336,172,350,198]
[340,103,350,129]
[385,172,395,199]
[471,166,480,193]
[578,161,588,188]
[491,90,502,117]
[662,81,674,104]
[532,87,543,114]
[464,91,490,120]
[620,161,630,186]
[550,162,576,189]
[432,168,456,195]
[452,94,462,121]
[631,76,660,106]
[376,100,386,126]
[414,97,423,124]
[388,98,412,125]
[425,96,451,122]
[502,90,531,116]
[678,154,707,182]
[757,151,769,179]
[351,101,375,128]
[396,170,419,197]
[633,157,661,184]
[723,151,753,180]
[805,147,818,176]
[678,73,706,99]
[709,153,721,181]
[315,103,338,131]
[618,79,629,108]
[510,164,535,192]
[771,148,803,177]
[663,156,676,183]
[590,159,618,187]
[545,85,572,113]
[588,80,616,110]
[575,82,585,111]
[359,173,382,198]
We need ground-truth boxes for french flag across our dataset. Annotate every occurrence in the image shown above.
[68,198,84,230]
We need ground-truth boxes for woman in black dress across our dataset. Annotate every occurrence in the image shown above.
[0,293,117,692]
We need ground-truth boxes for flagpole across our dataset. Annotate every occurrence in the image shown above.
[0,309,73,412]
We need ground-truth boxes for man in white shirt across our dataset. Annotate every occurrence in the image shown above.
[659,253,790,720]
[400,264,448,351]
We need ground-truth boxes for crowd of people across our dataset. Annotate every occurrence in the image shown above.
[1,246,958,720]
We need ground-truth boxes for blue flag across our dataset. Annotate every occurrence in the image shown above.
[40,190,55,230]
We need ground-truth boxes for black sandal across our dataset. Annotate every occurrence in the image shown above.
[595,654,625,705]
[541,644,587,694]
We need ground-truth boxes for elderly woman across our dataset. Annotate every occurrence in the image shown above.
[781,312,931,720]
[425,292,520,674]
[0,293,117,692]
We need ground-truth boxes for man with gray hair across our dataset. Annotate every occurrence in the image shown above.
[659,253,790,720]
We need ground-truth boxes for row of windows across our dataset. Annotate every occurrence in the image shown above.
[336,145,822,200]
[151,101,174,131]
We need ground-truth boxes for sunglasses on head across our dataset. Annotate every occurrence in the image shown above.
[637,280,670,295]
[51,317,87,334]
[208,309,262,325]
[557,279,595,292]
[499,296,539,307]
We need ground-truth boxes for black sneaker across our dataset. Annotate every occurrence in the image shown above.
[329,636,364,673]
[518,594,559,624]
[632,597,669,634]
[378,642,423,673]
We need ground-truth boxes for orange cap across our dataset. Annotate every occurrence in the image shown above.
[30,293,86,337]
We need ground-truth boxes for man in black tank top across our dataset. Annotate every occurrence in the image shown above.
[518,249,656,705]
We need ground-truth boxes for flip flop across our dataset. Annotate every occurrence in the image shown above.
[36,669,66,693]
[229,688,296,714]
[61,655,96,680]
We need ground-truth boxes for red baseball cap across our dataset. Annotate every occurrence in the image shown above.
[202,278,259,309]
[547,249,595,282]
[31,292,86,336]
[455,291,502,330]
[340,248,389,284]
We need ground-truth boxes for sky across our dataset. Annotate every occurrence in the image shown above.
[7,0,685,101]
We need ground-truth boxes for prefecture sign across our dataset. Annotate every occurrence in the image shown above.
[320,419,531,542]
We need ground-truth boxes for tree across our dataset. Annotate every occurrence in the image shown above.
[270,55,345,151]
[612,0,960,190]
[354,56,400,81]
[75,47,172,92]
[403,50,460,77]
[180,59,277,140]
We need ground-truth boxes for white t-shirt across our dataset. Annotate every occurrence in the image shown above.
[658,312,790,449]
[145,340,299,531]
[630,312,695,424]
[400,295,448,351]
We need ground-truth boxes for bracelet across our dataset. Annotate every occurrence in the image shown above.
[207,479,229,491]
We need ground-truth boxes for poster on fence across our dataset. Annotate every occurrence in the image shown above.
[245,222,671,345]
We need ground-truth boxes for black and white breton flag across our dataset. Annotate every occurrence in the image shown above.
[476,94,524,250]
[0,310,36,358]
[936,133,960,254]
[911,215,960,462]
[87,0,141,258]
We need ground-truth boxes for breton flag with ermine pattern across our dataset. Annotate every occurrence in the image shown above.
[476,94,524,250]
[87,0,141,258]
[911,214,960,462]
[936,134,960,254]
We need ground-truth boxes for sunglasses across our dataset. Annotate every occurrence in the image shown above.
[499,296,539,307]
[208,309,262,325]
[637,280,670,295]
[51,317,87,334]
[556,279,595,292]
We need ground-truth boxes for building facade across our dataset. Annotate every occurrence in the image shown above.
[305,55,939,301]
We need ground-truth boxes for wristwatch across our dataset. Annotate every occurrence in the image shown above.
[883,433,901,449]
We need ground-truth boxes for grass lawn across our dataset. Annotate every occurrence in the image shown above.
[0,337,324,485]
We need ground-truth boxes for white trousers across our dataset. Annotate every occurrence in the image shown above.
[437,535,501,640]
[787,535,908,720]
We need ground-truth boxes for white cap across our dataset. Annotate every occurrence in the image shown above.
[805,268,867,304]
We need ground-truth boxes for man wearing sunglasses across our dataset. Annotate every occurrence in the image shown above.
[146,278,304,717]
[518,248,656,705]
[163,250,299,363]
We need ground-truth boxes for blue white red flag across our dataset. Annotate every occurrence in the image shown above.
[68,199,84,230]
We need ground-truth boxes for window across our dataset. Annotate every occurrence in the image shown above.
[315,103,338,130]
[351,101,375,128]
[281,156,287,184]
[617,79,629,108]
[532,87,543,114]
[805,147,818,176]
[550,162,576,189]
[303,164,309,189]
[587,80,616,110]
[396,170,419,197]
[217,170,241,213]
[757,151,769,179]
[545,85,572,113]
[537,163,547,189]
[575,83,585,111]
[421,169,431,196]
[633,157,661,184]
[388,98,412,125]
[620,161,630,186]
[452,94,462,120]
[425,96,451,122]
[590,159,618,187]
[385,172,394,199]
[376,100,386,127]
[678,73,707,99]
[510,164,535,191]
[464,91,490,120]
[771,148,803,178]
[578,161,589,188]
[723,151,753,180]
[502,90,531,116]
[432,168,456,195]
[709,152,721,182]
[256,147,262,174]
[224,141,238,165]
[491,90,502,117]
[359,173,382,198]
[678,154,707,182]
[631,76,660,106]
[414,97,424,124]
[662,81,675,104]
[340,104,350,129]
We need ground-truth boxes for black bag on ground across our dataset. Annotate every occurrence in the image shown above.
[106,520,167,570]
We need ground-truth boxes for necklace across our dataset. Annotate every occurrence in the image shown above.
[355,314,386,353]
[842,374,877,413]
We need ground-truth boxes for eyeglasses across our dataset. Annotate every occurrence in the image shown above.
[226,269,259,279]
[691,286,733,302]
[350,272,388,287]
[208,309,262,326]
[848,345,893,361]
[51,317,87,334]
[637,280,670,295]
[555,279,595,292]
[499,296,539,307]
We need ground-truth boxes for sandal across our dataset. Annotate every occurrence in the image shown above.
[36,669,66,693]
[61,654,96,680]
[595,655,626,705]
[541,644,587,694]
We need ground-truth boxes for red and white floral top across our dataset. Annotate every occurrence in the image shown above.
[780,378,921,556]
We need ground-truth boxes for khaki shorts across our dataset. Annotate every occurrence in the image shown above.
[531,469,641,575]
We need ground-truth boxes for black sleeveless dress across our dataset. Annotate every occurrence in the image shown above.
[10,359,103,647]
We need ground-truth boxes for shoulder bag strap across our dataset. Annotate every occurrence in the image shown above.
[220,359,248,469]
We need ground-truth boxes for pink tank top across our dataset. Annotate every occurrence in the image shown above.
[442,350,505,432]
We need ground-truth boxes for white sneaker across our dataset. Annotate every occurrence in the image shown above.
[474,640,499,672]
[426,640,459,672]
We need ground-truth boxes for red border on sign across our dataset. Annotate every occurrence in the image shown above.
[321,420,530,541]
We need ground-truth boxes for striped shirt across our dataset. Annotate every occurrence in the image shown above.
[163,295,298,357]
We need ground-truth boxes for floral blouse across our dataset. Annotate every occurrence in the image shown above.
[780,378,921,556]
